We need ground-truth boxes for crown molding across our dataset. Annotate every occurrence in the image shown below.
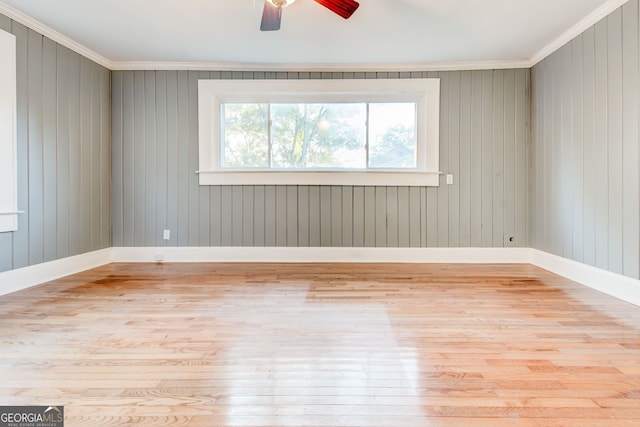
[109,59,532,72]
[530,0,630,66]
[0,1,112,69]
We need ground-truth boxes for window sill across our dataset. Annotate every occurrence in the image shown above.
[197,171,441,187]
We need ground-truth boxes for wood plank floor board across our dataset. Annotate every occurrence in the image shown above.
[0,262,639,426]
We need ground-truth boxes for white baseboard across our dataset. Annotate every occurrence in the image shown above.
[530,249,640,307]
[2,246,639,307]
[111,246,532,264]
[0,248,112,296]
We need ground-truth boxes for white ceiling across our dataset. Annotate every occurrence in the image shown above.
[0,0,626,69]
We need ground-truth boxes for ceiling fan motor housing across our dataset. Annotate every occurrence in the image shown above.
[269,0,294,8]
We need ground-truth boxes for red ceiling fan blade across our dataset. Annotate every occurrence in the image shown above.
[260,1,282,31]
[314,0,359,19]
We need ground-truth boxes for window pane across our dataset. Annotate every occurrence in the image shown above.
[368,103,417,168]
[270,103,366,169]
[222,103,269,168]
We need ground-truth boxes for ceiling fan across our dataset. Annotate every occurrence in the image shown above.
[260,0,360,31]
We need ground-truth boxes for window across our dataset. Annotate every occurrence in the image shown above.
[0,28,17,233]
[198,78,440,186]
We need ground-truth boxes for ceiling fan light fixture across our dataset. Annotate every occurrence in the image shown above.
[267,0,296,8]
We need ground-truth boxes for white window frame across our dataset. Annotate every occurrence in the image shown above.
[0,29,18,233]
[198,78,440,186]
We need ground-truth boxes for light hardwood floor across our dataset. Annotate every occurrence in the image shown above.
[0,263,639,426]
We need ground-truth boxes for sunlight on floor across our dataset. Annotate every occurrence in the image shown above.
[220,285,428,426]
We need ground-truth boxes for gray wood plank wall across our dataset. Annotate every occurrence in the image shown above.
[531,0,640,279]
[112,69,530,248]
[0,15,111,273]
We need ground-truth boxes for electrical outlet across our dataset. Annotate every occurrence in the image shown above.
[446,174,454,185]
[163,229,170,240]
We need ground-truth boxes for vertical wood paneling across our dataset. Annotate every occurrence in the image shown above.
[470,72,483,247]
[408,187,421,247]
[352,187,364,247]
[420,188,428,246]
[111,68,123,247]
[56,44,70,257]
[481,70,494,247]
[276,186,287,246]
[243,186,254,246]
[320,186,331,247]
[341,186,353,247]
[0,15,110,274]
[622,0,640,278]
[194,72,210,247]
[550,51,561,256]
[132,71,146,246]
[264,185,276,246]
[187,72,200,246]
[503,70,516,246]
[287,186,298,247]
[80,58,93,253]
[594,20,609,270]
[253,186,265,246]
[426,188,438,248]
[210,185,221,246]
[515,69,529,247]
[458,71,472,247]
[375,187,386,247]
[220,186,232,246]
[12,21,28,269]
[166,70,179,246]
[108,68,530,253]
[607,9,624,275]
[437,73,450,247]
[386,187,398,247]
[560,46,573,259]
[100,64,110,249]
[571,38,584,261]
[531,0,640,281]
[308,186,320,246]
[364,187,375,247]
[297,186,309,246]
[122,71,135,247]
[232,186,243,246]
[176,71,190,246]
[68,51,82,255]
[42,37,57,262]
[530,65,540,249]
[155,71,168,247]
[330,186,342,246]
[397,187,410,247]
[582,27,597,267]
[447,72,461,247]
[27,29,44,265]
[90,62,102,250]
[492,70,504,247]
[537,57,547,251]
